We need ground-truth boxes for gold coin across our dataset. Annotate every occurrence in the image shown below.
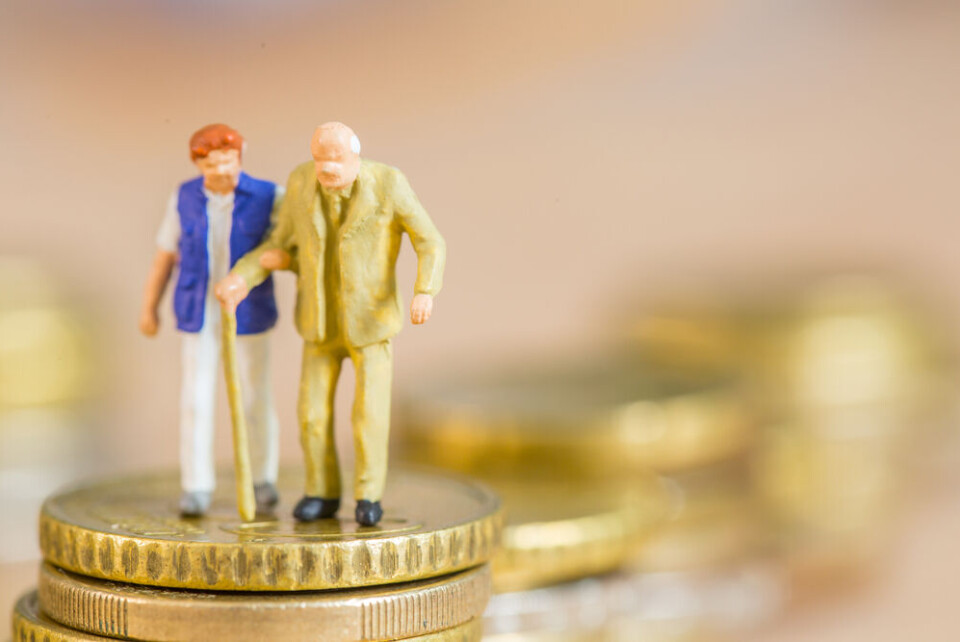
[747,275,942,414]
[13,591,483,642]
[0,258,96,409]
[398,359,754,476]
[752,423,901,532]
[484,560,784,642]
[484,473,671,592]
[38,562,489,642]
[752,419,904,576]
[39,468,501,591]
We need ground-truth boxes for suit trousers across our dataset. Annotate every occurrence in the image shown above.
[179,320,279,493]
[298,338,393,501]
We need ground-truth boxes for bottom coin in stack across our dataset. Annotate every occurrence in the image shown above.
[20,565,489,642]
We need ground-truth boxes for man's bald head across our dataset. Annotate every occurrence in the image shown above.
[311,122,362,190]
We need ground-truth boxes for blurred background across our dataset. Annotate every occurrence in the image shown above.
[1,0,959,639]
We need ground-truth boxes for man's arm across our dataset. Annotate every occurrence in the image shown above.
[392,169,446,324]
[259,184,297,272]
[218,171,299,311]
[140,250,177,336]
[140,194,180,336]
[234,182,296,287]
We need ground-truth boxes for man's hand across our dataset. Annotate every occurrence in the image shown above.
[410,294,434,325]
[215,274,250,314]
[139,308,159,336]
[260,249,291,271]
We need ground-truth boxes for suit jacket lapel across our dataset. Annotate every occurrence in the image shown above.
[302,166,325,240]
[341,161,374,237]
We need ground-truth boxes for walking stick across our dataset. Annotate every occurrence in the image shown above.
[221,306,257,522]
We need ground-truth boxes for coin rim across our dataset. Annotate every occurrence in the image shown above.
[14,591,484,642]
[39,469,502,591]
[492,475,672,592]
[38,562,491,642]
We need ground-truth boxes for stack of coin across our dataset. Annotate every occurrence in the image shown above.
[622,275,956,594]
[396,356,778,640]
[0,258,103,567]
[744,276,950,581]
[0,258,106,623]
[11,467,502,641]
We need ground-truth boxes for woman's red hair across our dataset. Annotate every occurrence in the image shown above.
[189,124,244,161]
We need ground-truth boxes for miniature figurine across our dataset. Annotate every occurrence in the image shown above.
[216,122,446,526]
[139,124,284,517]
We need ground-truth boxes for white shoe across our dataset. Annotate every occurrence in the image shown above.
[179,490,212,517]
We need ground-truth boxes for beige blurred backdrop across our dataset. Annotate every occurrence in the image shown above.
[1,0,959,638]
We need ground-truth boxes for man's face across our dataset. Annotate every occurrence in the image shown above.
[313,136,360,190]
[194,148,242,194]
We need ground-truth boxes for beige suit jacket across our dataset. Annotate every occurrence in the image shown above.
[232,159,446,347]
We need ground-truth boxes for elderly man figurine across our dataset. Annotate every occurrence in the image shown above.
[139,124,284,517]
[216,122,446,526]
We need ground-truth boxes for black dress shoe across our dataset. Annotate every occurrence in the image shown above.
[355,500,383,527]
[293,496,340,521]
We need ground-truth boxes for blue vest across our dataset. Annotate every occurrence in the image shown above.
[173,173,278,335]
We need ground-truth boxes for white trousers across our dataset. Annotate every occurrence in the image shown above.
[179,321,279,493]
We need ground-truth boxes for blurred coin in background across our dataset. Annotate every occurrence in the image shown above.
[490,473,670,593]
[746,276,955,582]
[399,358,756,479]
[622,274,957,586]
[397,354,774,639]
[630,460,766,574]
[483,561,784,642]
[0,258,103,565]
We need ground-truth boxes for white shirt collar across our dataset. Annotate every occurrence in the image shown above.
[203,187,235,201]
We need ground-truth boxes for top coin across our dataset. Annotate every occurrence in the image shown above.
[39,467,501,591]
